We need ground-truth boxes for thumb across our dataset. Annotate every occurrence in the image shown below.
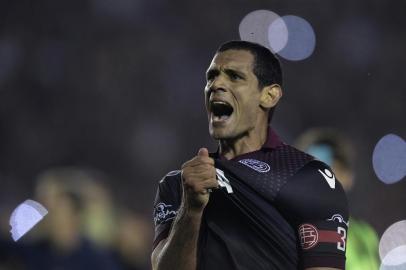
[198,147,209,157]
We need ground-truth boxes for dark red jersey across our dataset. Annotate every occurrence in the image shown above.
[153,128,348,269]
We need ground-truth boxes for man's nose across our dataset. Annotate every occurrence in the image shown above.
[208,75,227,93]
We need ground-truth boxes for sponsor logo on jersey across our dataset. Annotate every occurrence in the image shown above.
[318,168,335,189]
[153,202,178,225]
[239,159,271,173]
[327,214,349,227]
[299,224,319,250]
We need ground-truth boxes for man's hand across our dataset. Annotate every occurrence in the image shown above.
[152,148,216,270]
[152,148,217,270]
[181,148,218,212]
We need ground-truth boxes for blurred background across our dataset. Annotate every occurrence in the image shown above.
[0,0,405,269]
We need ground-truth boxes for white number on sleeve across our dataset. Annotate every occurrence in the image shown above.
[337,226,346,251]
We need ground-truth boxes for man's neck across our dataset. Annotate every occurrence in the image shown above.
[219,124,268,160]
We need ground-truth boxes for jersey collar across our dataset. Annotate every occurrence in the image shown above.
[210,126,283,160]
[263,126,282,150]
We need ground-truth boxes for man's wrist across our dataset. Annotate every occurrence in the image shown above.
[178,203,205,221]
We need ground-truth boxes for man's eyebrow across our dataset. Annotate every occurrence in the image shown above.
[224,68,246,78]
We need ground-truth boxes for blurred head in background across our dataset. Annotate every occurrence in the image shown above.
[35,167,118,247]
[114,208,152,270]
[35,167,152,270]
[35,168,86,251]
[295,128,355,192]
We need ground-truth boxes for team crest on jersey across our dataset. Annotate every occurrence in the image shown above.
[153,203,178,225]
[239,159,270,173]
[298,223,319,250]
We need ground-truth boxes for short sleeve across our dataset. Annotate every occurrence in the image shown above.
[152,170,182,250]
[276,160,349,269]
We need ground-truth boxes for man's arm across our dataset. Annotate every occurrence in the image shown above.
[276,160,349,270]
[151,207,203,270]
[151,148,218,270]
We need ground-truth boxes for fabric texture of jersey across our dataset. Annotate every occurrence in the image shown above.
[152,127,349,269]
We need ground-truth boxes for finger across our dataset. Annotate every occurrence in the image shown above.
[181,168,216,183]
[184,177,218,189]
[182,171,214,183]
[184,164,216,176]
[200,178,219,189]
[186,179,218,193]
[198,148,209,157]
[181,156,214,168]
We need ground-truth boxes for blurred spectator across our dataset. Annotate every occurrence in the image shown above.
[113,208,152,270]
[295,128,380,270]
[1,167,122,270]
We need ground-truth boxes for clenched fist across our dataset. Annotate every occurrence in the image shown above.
[181,148,218,212]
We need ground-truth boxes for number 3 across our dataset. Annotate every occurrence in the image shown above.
[337,226,346,251]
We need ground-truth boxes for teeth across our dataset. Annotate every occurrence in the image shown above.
[212,101,228,105]
[213,114,230,121]
[210,101,230,108]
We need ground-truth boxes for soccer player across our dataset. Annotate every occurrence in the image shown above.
[151,41,349,270]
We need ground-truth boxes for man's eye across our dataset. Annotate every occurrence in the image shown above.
[230,73,242,80]
[206,71,217,82]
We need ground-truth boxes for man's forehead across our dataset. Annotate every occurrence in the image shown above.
[208,50,254,71]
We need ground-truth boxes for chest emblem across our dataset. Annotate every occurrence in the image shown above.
[238,159,270,173]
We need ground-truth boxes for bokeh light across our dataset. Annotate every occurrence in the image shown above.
[379,220,406,262]
[239,10,283,50]
[276,15,316,61]
[9,199,48,241]
[373,134,406,184]
[380,245,406,270]
[239,11,316,61]
[267,16,288,53]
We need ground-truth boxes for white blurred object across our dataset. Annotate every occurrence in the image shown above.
[373,134,406,184]
[9,199,48,241]
[239,10,283,51]
[275,15,316,61]
[268,17,289,53]
[379,220,406,261]
[380,245,406,270]
[239,11,316,61]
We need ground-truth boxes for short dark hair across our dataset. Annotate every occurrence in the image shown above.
[216,40,283,89]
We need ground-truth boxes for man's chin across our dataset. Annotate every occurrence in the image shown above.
[209,127,233,140]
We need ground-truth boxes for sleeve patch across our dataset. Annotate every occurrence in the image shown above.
[299,213,348,253]
[299,223,319,250]
[153,202,178,225]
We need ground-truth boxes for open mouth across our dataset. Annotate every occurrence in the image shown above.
[210,101,234,122]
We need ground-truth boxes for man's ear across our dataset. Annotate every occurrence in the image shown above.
[260,84,282,109]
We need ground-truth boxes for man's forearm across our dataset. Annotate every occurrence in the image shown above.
[154,206,203,270]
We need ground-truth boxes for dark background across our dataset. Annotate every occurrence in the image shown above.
[0,0,405,236]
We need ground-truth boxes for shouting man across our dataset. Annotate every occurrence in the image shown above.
[151,41,349,270]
